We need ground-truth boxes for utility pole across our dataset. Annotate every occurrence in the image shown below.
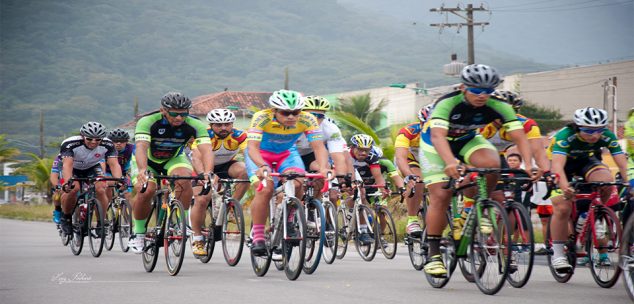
[284,67,289,90]
[39,110,45,158]
[430,4,489,64]
[603,77,618,134]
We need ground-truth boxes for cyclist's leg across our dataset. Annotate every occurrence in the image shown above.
[245,149,275,253]
[164,154,194,209]
[227,160,249,201]
[550,190,573,269]
[60,169,82,234]
[406,164,424,235]
[584,159,614,257]
[278,149,306,198]
[129,156,158,252]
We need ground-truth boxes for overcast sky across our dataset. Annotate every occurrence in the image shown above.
[340,0,634,65]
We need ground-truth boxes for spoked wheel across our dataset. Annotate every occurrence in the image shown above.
[142,207,161,273]
[470,200,512,295]
[335,207,349,259]
[70,203,85,256]
[423,210,456,288]
[322,201,338,264]
[118,199,132,252]
[222,199,245,266]
[546,216,576,283]
[407,209,425,270]
[586,206,622,288]
[165,200,187,276]
[283,197,307,281]
[88,201,105,258]
[621,215,634,301]
[506,201,535,288]
[303,199,325,275]
[249,222,272,277]
[104,202,116,251]
[60,224,70,246]
[376,206,397,259]
[354,205,378,262]
[199,203,216,264]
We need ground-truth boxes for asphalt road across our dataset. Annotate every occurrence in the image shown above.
[0,218,630,304]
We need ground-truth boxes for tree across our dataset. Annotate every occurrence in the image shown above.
[12,153,53,201]
[0,134,21,164]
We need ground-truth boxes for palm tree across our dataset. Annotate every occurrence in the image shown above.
[0,134,20,164]
[12,153,53,201]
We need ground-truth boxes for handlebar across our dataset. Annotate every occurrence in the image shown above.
[256,171,331,193]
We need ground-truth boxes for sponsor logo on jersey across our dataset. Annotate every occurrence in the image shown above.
[158,129,166,135]
[451,114,461,120]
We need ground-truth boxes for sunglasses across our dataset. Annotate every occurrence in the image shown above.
[278,110,302,117]
[309,112,325,119]
[85,138,103,142]
[167,111,189,118]
[579,127,605,135]
[466,87,495,95]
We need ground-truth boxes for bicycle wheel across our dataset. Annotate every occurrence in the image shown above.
[142,205,160,273]
[199,203,216,264]
[164,199,187,276]
[104,202,116,251]
[354,204,378,262]
[621,215,634,301]
[422,210,456,288]
[322,201,338,264]
[546,216,576,283]
[222,199,245,266]
[506,201,535,288]
[586,206,622,288]
[470,200,511,295]
[376,205,397,259]
[283,197,307,280]
[335,207,349,259]
[407,208,426,270]
[70,203,84,256]
[250,222,272,277]
[118,199,132,252]
[303,199,325,274]
[60,227,70,246]
[88,201,105,258]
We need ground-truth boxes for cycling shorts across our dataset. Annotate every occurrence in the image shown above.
[245,148,305,183]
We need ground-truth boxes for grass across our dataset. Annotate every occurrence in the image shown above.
[0,203,53,222]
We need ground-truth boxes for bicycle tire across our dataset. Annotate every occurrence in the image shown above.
[142,203,160,273]
[506,201,535,288]
[354,204,378,262]
[322,201,338,264]
[60,229,70,247]
[283,197,307,280]
[621,214,634,301]
[335,207,348,259]
[104,202,116,251]
[88,200,105,258]
[303,199,325,274]
[222,199,245,266]
[422,209,456,288]
[250,222,272,277]
[199,203,216,264]
[118,199,132,252]
[407,208,425,270]
[471,199,511,295]
[546,216,576,283]
[70,202,84,256]
[165,199,187,276]
[587,206,622,288]
[376,205,397,259]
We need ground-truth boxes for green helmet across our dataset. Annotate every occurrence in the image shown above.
[269,90,304,110]
[303,95,331,111]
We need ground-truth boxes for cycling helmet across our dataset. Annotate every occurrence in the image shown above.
[350,134,374,149]
[160,92,192,109]
[206,109,236,123]
[80,122,107,139]
[303,95,331,111]
[460,64,502,89]
[492,90,524,110]
[108,128,130,141]
[574,107,608,127]
[368,146,384,159]
[418,104,434,123]
[268,90,304,110]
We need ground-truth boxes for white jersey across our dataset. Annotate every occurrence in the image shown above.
[60,136,117,170]
[296,117,346,156]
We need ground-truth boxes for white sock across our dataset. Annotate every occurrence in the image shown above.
[552,242,565,259]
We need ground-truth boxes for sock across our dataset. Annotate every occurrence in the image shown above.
[407,216,418,225]
[252,224,265,243]
[427,235,442,257]
[133,218,147,234]
[552,241,566,259]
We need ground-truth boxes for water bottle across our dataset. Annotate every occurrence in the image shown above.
[79,204,87,222]
[595,218,606,238]
[575,212,588,233]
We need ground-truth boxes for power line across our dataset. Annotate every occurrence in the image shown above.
[495,0,633,12]
[429,4,490,64]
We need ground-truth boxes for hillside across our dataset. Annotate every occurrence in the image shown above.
[0,0,551,153]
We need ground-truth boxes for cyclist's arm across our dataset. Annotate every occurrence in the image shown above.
[551,153,570,192]
[190,148,204,174]
[310,140,330,172]
[395,147,413,177]
[430,127,455,167]
[613,153,628,183]
[50,172,60,187]
[370,165,386,187]
[529,137,550,171]
[507,129,535,174]
[61,157,74,183]
[247,140,267,168]
[196,142,214,174]
[106,157,122,179]
[330,151,348,176]
[134,140,150,176]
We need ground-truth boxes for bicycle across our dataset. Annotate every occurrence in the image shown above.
[365,184,399,260]
[139,173,210,276]
[423,167,513,295]
[335,180,379,262]
[620,199,634,300]
[301,174,328,274]
[104,186,133,252]
[319,178,343,265]
[546,178,626,288]
[404,182,428,270]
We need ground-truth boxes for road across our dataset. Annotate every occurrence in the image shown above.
[0,218,630,304]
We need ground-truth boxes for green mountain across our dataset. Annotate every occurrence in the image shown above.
[0,0,551,154]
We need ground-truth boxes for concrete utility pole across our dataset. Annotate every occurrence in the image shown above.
[602,77,618,134]
[430,4,489,64]
[39,110,45,158]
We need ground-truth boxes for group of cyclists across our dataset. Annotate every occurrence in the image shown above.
[48,63,634,293]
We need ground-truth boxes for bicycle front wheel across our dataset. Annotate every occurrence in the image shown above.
[222,199,245,266]
[354,204,378,262]
[322,201,338,264]
[506,201,535,288]
[142,204,160,273]
[587,206,622,288]
[118,199,132,252]
[70,203,84,256]
[283,197,307,281]
[470,200,511,295]
[376,205,397,259]
[422,209,456,288]
[199,203,216,264]
[249,222,272,277]
[407,208,425,270]
[335,207,348,259]
[104,202,116,251]
[303,199,325,274]
[621,214,634,300]
[545,216,576,283]
[88,201,105,258]
[164,200,187,276]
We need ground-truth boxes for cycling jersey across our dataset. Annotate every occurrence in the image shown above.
[394,122,422,163]
[191,128,247,165]
[296,116,346,155]
[247,109,322,153]
[134,112,211,163]
[549,126,623,160]
[51,154,63,174]
[107,143,134,174]
[60,136,117,170]
[479,113,542,151]
[350,146,382,178]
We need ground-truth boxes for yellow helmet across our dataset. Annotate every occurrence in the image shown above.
[302,95,331,111]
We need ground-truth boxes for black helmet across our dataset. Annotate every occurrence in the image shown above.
[80,122,107,138]
[161,92,192,109]
[108,128,130,141]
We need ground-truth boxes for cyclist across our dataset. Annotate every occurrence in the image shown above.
[246,90,332,256]
[189,108,248,257]
[548,107,628,272]
[395,104,434,237]
[105,128,134,203]
[59,122,122,236]
[128,92,213,254]
[50,154,63,224]
[419,64,536,277]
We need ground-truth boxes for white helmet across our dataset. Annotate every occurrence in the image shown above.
[574,107,608,127]
[460,64,502,89]
[268,90,304,110]
[206,109,236,123]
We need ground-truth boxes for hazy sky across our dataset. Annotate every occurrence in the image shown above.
[340,0,634,65]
